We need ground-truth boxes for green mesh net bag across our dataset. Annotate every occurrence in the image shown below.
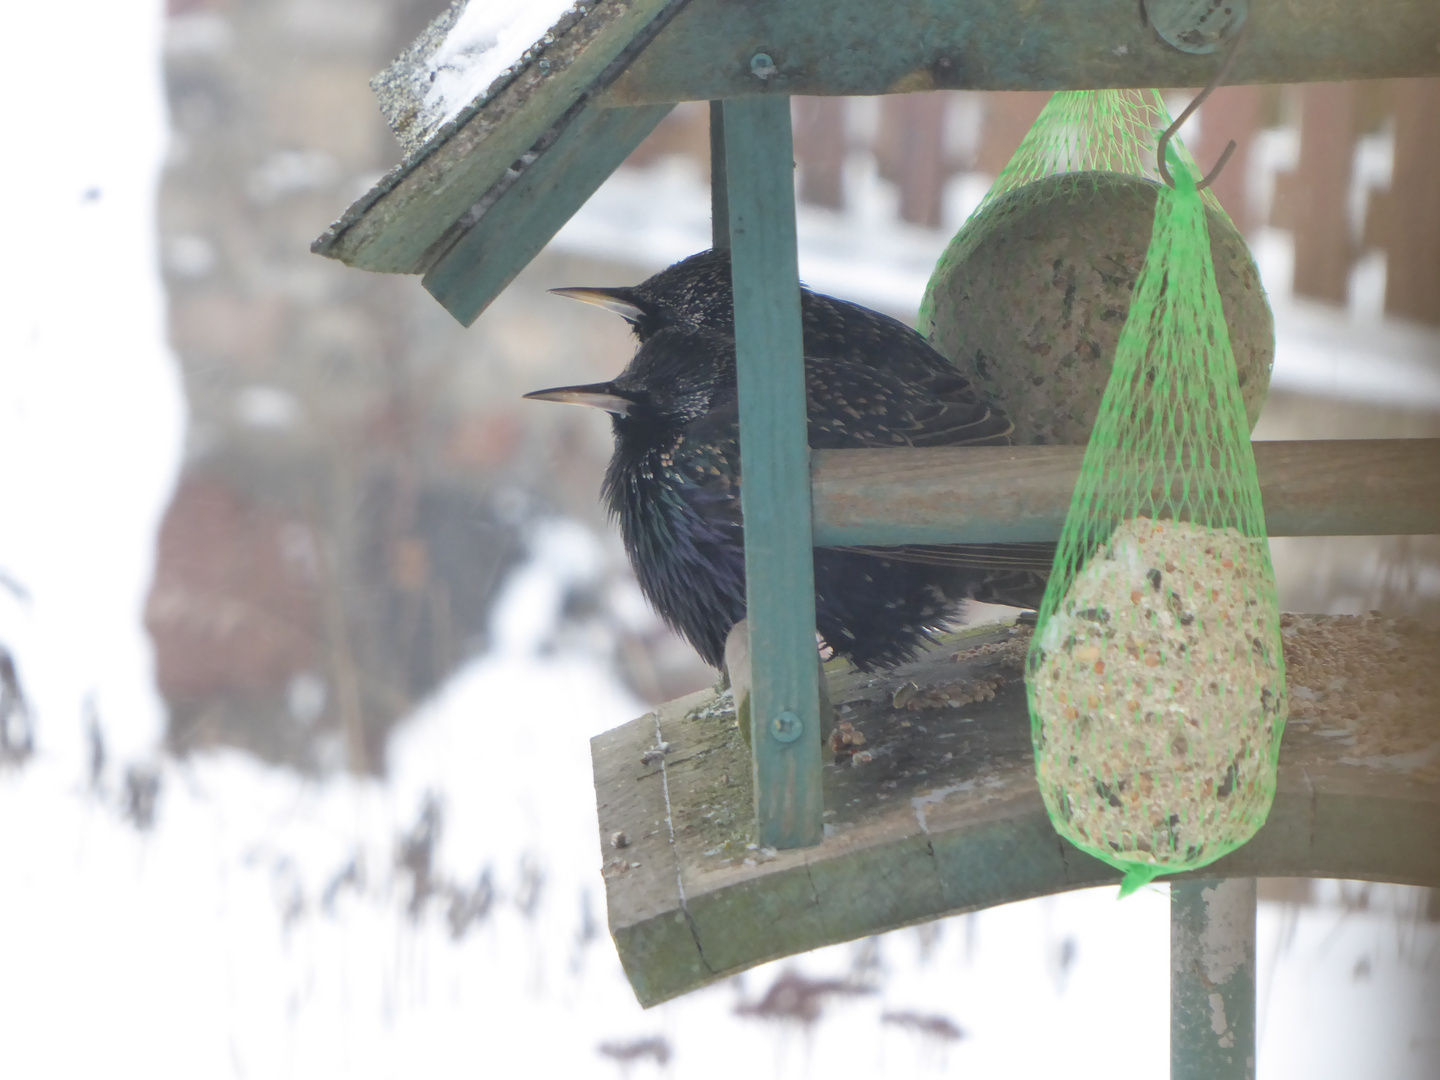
[1020,124,1288,894]
[919,90,1273,447]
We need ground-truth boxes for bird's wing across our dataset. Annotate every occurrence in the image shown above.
[799,355,1048,607]
[674,363,1050,603]
[801,293,957,380]
[803,355,1012,450]
[800,295,1015,444]
[848,543,1052,610]
[847,542,1056,571]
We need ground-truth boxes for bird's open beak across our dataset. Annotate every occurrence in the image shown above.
[548,286,645,324]
[523,382,634,417]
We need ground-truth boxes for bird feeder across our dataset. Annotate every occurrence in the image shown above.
[314,2,1440,1076]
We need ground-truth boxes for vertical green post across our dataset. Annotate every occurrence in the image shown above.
[709,101,729,251]
[720,95,824,849]
[1171,878,1257,1080]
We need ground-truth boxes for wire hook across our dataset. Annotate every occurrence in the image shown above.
[1157,20,1251,191]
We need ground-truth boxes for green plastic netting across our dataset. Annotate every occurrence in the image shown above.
[960,91,1287,894]
[920,90,1218,306]
[918,91,1274,449]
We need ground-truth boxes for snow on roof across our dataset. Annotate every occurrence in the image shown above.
[424,0,580,126]
[373,0,582,156]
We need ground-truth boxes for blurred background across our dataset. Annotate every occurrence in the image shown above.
[1,1,1436,1076]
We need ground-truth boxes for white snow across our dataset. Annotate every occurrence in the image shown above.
[0,2,183,769]
[423,0,579,130]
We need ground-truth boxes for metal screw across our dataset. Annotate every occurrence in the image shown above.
[770,711,802,743]
[750,53,777,80]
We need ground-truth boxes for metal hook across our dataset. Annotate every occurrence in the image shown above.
[1156,20,1250,191]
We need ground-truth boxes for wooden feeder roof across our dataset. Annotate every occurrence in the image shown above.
[312,0,1440,326]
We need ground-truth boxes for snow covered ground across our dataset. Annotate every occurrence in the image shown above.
[0,4,1436,1078]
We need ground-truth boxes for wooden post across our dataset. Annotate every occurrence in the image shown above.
[720,95,825,849]
[1171,879,1258,1080]
[1272,83,1358,305]
[709,101,730,250]
[1369,79,1440,326]
[793,97,848,210]
[878,93,949,227]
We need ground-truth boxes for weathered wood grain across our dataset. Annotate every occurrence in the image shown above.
[313,0,688,274]
[810,439,1440,546]
[603,0,1440,105]
[421,104,672,326]
[724,96,826,848]
[316,0,1440,287]
[594,614,1440,1006]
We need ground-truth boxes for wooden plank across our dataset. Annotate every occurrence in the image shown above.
[1272,83,1359,305]
[1367,79,1440,326]
[877,94,948,227]
[593,614,1440,1006]
[1172,879,1257,1080]
[421,103,673,326]
[793,97,847,210]
[809,439,1440,547]
[722,96,825,849]
[602,0,1440,106]
[313,0,689,274]
[708,101,728,250]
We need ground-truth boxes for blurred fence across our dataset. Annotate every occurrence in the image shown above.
[629,81,1440,325]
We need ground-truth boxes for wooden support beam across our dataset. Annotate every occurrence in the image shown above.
[722,96,825,849]
[318,0,1440,299]
[593,614,1440,1007]
[602,0,1440,105]
[708,101,729,250]
[1172,879,1258,1080]
[810,439,1440,546]
[421,104,673,326]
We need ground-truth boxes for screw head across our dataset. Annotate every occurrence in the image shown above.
[770,711,802,743]
[750,53,777,80]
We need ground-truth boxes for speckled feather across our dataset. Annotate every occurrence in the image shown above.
[594,324,1051,671]
[609,248,1016,443]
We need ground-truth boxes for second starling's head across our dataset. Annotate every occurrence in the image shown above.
[524,326,736,433]
[550,249,736,341]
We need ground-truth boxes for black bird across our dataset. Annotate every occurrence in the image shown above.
[550,247,1010,415]
[526,313,1051,671]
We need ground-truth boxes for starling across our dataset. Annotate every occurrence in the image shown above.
[550,247,1011,424]
[527,306,1052,671]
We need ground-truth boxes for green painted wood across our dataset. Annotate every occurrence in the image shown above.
[722,96,824,850]
[809,439,1440,546]
[313,0,690,274]
[1172,880,1257,1080]
[421,103,673,326]
[708,101,729,251]
[603,0,1440,105]
[591,615,1440,1006]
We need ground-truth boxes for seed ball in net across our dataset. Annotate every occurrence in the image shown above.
[922,173,1273,446]
[1031,518,1287,868]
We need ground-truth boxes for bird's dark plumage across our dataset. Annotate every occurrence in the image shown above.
[550,248,1012,438]
[529,251,1052,671]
